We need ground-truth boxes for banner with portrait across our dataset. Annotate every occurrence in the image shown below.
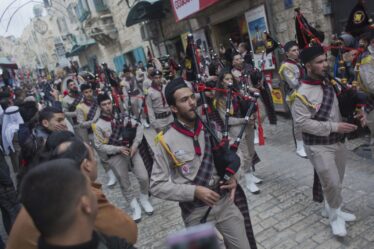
[245,5,275,70]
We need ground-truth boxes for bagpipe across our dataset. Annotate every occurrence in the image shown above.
[328,74,367,127]
[294,6,368,132]
[294,7,325,49]
[228,37,277,126]
[186,34,261,223]
[101,64,138,147]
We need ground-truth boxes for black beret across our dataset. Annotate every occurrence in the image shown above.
[80,83,91,92]
[97,93,111,105]
[165,77,188,106]
[284,41,298,52]
[299,45,325,64]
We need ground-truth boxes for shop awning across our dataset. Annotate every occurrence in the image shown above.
[66,39,96,57]
[125,0,164,27]
[0,57,18,69]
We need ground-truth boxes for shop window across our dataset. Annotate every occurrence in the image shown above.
[113,54,126,73]
[132,47,146,65]
[56,17,69,35]
[93,0,109,12]
[75,0,90,22]
[67,4,78,23]
[88,55,97,73]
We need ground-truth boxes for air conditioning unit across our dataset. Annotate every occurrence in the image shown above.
[140,22,160,41]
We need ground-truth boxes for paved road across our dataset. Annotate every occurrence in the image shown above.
[88,116,374,248]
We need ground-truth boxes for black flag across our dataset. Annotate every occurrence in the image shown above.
[264,32,280,54]
[184,35,198,81]
[295,8,325,48]
[345,1,373,37]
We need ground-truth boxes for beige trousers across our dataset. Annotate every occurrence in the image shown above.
[184,196,250,249]
[237,123,255,173]
[108,152,149,202]
[305,142,346,208]
[290,102,303,140]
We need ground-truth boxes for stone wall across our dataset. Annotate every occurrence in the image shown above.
[269,0,333,45]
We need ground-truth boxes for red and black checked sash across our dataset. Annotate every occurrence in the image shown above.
[84,98,98,121]
[178,130,215,218]
[176,129,258,249]
[68,94,83,112]
[103,114,137,147]
[302,82,344,145]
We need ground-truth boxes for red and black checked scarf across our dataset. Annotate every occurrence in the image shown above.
[68,94,83,112]
[171,120,203,156]
[301,80,344,145]
[151,82,166,107]
[83,97,98,121]
[176,129,257,249]
[102,114,154,174]
[179,130,214,217]
[102,114,137,147]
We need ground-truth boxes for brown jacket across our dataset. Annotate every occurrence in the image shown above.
[6,183,137,249]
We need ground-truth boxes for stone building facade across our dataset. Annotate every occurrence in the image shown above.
[63,0,153,73]
[155,0,334,65]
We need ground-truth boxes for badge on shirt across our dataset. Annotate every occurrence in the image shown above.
[181,163,190,175]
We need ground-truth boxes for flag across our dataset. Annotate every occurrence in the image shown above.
[264,32,280,54]
[295,8,325,48]
[345,0,373,37]
[184,34,199,81]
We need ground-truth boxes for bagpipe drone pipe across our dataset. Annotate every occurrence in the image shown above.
[187,34,261,223]
[322,40,369,137]
[328,75,368,138]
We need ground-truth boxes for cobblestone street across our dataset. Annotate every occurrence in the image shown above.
[98,117,374,249]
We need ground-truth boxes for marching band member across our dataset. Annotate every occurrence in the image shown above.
[94,93,154,223]
[293,45,360,237]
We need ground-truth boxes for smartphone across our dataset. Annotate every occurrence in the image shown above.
[166,223,219,249]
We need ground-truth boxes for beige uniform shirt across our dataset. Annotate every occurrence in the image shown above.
[146,86,173,130]
[151,127,220,202]
[143,77,152,92]
[292,82,341,136]
[279,61,301,90]
[76,102,100,128]
[62,94,78,118]
[94,116,144,156]
[121,77,142,98]
[359,51,374,94]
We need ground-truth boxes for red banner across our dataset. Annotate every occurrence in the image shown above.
[170,0,219,22]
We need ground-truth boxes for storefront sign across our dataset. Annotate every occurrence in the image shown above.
[171,0,219,21]
[245,5,275,70]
